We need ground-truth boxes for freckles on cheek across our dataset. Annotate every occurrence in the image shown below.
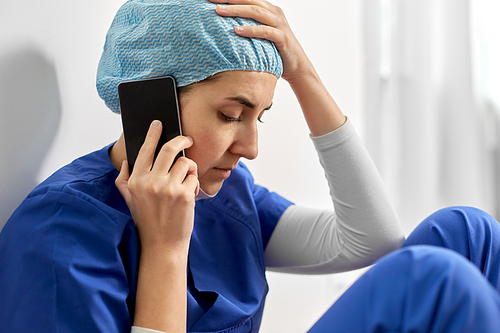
[200,136,223,158]
[187,134,221,168]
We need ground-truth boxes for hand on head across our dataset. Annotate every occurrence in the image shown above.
[211,0,312,83]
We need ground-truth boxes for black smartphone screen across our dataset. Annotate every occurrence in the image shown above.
[118,76,183,174]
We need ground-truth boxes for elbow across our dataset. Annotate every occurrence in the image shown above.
[361,227,406,267]
[367,210,406,261]
[375,232,406,259]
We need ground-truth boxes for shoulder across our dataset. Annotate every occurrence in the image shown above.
[2,144,130,242]
[31,144,118,200]
[0,187,134,333]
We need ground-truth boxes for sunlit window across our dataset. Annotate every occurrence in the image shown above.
[471,0,500,110]
[379,0,393,80]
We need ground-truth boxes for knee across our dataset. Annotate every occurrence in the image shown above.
[311,245,500,333]
[366,245,484,306]
[376,245,469,277]
[404,206,497,248]
[374,245,486,297]
[378,246,500,332]
[421,206,495,231]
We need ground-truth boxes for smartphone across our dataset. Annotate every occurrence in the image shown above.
[118,76,183,174]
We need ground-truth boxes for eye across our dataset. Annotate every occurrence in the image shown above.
[220,112,241,122]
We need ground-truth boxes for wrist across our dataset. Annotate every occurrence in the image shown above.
[285,65,347,136]
[140,242,189,265]
[287,66,320,91]
[283,53,317,86]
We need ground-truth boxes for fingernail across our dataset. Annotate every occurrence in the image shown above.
[152,120,161,127]
[235,26,245,33]
[186,136,194,144]
[217,4,226,11]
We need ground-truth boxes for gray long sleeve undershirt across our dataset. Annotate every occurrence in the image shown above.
[264,119,405,274]
[132,119,406,333]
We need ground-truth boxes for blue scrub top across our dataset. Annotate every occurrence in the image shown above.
[0,145,293,333]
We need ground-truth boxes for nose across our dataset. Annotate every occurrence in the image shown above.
[230,123,259,160]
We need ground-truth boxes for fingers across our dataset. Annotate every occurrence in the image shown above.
[150,136,193,177]
[215,2,279,27]
[117,119,199,206]
[115,160,131,202]
[117,123,198,253]
[215,2,284,28]
[210,0,274,12]
[233,24,283,44]
[213,0,290,47]
[133,120,163,174]
[212,0,310,83]
[183,173,200,197]
[164,156,199,191]
[133,120,194,177]
[131,120,197,195]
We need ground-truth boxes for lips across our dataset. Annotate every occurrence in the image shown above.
[213,167,232,179]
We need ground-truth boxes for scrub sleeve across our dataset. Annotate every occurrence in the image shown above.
[309,206,500,332]
[0,144,292,333]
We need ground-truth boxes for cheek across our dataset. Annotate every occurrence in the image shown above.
[184,126,234,171]
[179,105,235,171]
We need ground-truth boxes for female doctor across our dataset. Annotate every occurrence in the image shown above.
[1,0,500,332]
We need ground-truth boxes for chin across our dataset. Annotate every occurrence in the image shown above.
[200,181,224,196]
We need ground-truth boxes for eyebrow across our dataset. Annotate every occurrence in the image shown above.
[226,96,273,111]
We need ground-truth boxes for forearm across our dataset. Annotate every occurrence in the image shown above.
[312,120,404,263]
[133,245,188,333]
[287,63,346,137]
[265,120,405,273]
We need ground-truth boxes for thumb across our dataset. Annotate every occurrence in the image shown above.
[115,160,131,202]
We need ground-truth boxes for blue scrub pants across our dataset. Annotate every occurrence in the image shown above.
[308,206,500,332]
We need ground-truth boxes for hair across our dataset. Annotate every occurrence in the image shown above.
[177,73,222,106]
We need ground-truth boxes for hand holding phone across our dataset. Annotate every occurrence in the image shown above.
[118,76,183,174]
[115,74,198,260]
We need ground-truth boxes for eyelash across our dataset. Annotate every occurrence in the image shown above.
[221,113,265,123]
[222,114,241,122]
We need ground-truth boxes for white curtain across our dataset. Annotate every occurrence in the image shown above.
[362,0,498,233]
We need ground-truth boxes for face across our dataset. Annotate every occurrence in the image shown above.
[179,70,277,195]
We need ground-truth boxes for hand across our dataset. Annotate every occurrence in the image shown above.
[211,0,313,84]
[212,0,346,136]
[115,120,199,254]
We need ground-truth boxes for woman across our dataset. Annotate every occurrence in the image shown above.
[0,0,499,332]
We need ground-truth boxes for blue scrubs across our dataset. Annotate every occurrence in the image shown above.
[309,207,500,332]
[0,145,292,333]
[1,144,500,332]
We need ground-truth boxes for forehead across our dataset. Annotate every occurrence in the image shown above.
[192,70,277,102]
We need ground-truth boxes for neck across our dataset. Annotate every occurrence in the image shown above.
[109,134,127,171]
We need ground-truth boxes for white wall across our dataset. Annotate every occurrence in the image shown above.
[0,0,124,228]
[0,1,365,331]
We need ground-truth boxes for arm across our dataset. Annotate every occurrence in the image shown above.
[213,0,346,136]
[115,121,199,333]
[213,0,404,271]
[265,120,405,273]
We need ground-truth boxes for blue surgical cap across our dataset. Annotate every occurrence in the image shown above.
[96,0,283,114]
